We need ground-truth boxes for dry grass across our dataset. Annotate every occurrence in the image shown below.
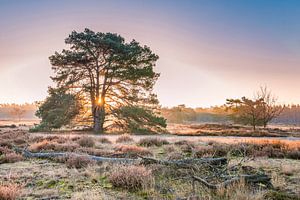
[28,139,80,152]
[77,136,95,147]
[115,135,134,143]
[0,183,21,200]
[0,147,13,155]
[1,129,299,199]
[0,131,28,148]
[115,145,152,157]
[77,147,113,157]
[28,140,55,152]
[98,137,112,144]
[0,153,23,164]
[214,181,266,200]
[280,164,300,176]
[108,165,153,191]
[138,137,169,147]
[65,155,96,169]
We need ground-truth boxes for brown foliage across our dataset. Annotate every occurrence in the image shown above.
[115,145,152,158]
[0,153,23,164]
[108,165,153,191]
[98,137,112,144]
[0,183,21,200]
[138,137,169,147]
[115,135,134,143]
[28,139,80,152]
[77,136,95,147]
[65,155,96,169]
[28,140,56,152]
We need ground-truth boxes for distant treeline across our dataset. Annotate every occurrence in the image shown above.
[160,104,229,124]
[161,104,300,125]
[2,103,300,125]
[272,105,300,125]
[0,103,37,120]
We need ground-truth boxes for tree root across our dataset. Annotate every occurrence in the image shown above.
[192,174,272,190]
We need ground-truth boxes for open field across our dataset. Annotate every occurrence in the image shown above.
[168,123,300,137]
[0,128,300,199]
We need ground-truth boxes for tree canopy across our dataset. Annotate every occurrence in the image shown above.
[38,28,166,133]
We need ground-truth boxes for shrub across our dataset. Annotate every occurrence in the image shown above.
[98,137,112,144]
[28,140,56,152]
[77,147,113,157]
[77,136,95,147]
[264,190,299,200]
[194,146,215,158]
[0,183,21,200]
[65,155,96,169]
[174,140,194,146]
[166,152,185,160]
[286,150,300,159]
[138,137,169,147]
[115,145,152,158]
[108,165,153,191]
[0,147,13,155]
[194,144,229,158]
[116,135,134,143]
[0,153,23,164]
[53,142,80,152]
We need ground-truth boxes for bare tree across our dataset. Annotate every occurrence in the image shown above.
[10,106,26,121]
[226,97,264,130]
[255,86,283,128]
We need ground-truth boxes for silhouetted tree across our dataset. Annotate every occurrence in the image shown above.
[226,97,264,130]
[255,86,283,128]
[48,29,165,133]
[34,88,82,130]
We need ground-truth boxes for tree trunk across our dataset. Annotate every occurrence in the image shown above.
[263,122,267,129]
[93,104,105,134]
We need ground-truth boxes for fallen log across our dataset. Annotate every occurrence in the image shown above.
[15,148,139,164]
[13,147,227,166]
[140,157,227,167]
[192,174,272,190]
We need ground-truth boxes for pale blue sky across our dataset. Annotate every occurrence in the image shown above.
[1,0,300,107]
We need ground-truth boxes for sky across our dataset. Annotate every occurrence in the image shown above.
[0,0,300,107]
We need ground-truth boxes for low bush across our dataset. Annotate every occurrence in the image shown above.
[28,140,56,152]
[285,150,300,160]
[108,165,153,191]
[65,155,96,169]
[77,136,95,147]
[166,151,185,160]
[194,144,228,158]
[98,137,112,144]
[116,135,134,143]
[77,147,113,157]
[53,142,80,152]
[264,190,299,200]
[0,153,23,164]
[0,147,13,155]
[138,137,169,147]
[28,140,80,152]
[115,145,152,158]
[0,183,21,200]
